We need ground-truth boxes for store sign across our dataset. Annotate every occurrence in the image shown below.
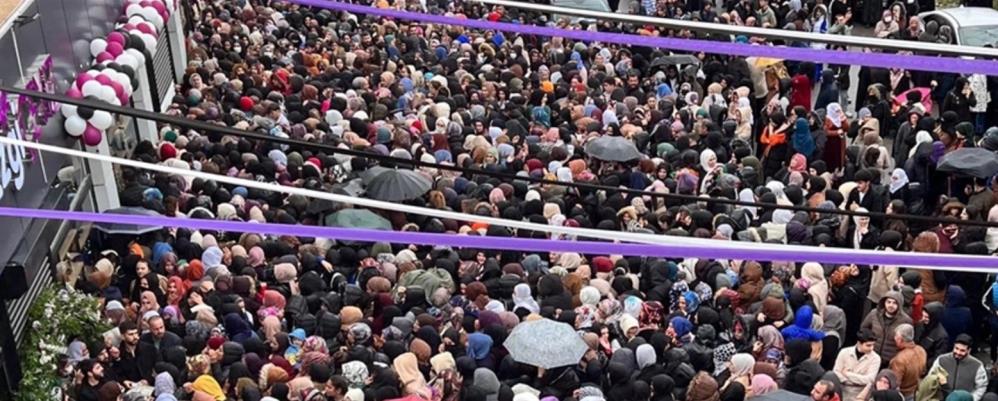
[0,56,57,200]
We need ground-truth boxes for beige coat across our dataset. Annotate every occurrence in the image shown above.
[833,346,882,401]
[868,264,899,304]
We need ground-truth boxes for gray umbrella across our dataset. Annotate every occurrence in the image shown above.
[332,178,366,197]
[324,209,392,230]
[937,147,998,179]
[94,207,163,235]
[584,136,642,161]
[502,318,588,369]
[365,168,432,201]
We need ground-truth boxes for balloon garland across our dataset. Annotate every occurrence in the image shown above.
[64,0,173,146]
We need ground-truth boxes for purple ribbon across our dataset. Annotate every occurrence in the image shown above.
[289,0,998,76]
[0,206,994,269]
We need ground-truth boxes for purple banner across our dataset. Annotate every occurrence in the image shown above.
[287,0,998,76]
[0,206,994,269]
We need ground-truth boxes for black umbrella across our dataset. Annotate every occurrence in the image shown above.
[937,147,998,179]
[94,207,163,235]
[364,168,432,201]
[584,136,643,161]
[649,54,700,70]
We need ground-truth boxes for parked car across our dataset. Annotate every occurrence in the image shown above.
[919,7,998,47]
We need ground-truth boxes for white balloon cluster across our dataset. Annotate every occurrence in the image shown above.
[67,0,171,145]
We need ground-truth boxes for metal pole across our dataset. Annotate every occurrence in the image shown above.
[9,29,24,86]
[472,0,998,59]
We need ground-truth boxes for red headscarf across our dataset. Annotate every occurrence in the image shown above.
[167,276,188,306]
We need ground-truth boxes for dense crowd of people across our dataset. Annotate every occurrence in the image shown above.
[48,0,998,401]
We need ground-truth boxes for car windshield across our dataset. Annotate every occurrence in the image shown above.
[959,24,998,47]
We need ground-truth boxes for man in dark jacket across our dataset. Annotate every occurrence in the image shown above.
[916,302,949,365]
[787,338,827,396]
[928,334,989,401]
[139,315,182,355]
[861,290,913,366]
[846,169,888,225]
[112,321,157,386]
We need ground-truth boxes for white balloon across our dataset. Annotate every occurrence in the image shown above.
[108,96,122,107]
[114,72,131,90]
[139,33,157,52]
[89,39,108,58]
[65,115,87,136]
[61,103,78,119]
[81,80,103,98]
[115,54,138,69]
[89,111,114,130]
[125,48,145,65]
[87,69,102,77]
[100,86,117,103]
[125,4,143,17]
[100,68,116,77]
[142,8,163,29]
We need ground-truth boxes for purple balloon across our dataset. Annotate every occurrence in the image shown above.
[96,52,114,63]
[75,73,93,89]
[82,124,102,146]
[66,87,84,99]
[94,74,113,86]
[107,31,126,45]
[106,41,124,57]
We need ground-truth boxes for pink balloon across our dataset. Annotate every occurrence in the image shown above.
[107,31,126,45]
[123,23,137,31]
[139,0,151,6]
[75,73,93,89]
[95,74,113,86]
[106,41,124,56]
[66,87,83,99]
[109,80,125,99]
[96,52,114,63]
[82,125,102,146]
[136,23,154,35]
[150,2,167,15]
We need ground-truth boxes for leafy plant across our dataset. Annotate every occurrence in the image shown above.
[16,285,109,401]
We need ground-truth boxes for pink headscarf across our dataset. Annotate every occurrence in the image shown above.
[489,188,506,205]
[751,374,778,396]
[248,246,265,266]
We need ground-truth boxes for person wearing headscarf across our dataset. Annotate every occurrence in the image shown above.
[394,352,431,399]
[192,374,226,401]
[793,116,816,161]
[722,353,755,395]
[512,283,540,314]
[429,352,461,401]
[823,102,849,171]
[686,371,720,401]
[466,332,495,369]
[473,368,502,401]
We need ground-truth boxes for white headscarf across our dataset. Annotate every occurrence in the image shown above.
[889,168,909,194]
[826,103,844,128]
[512,283,540,313]
[910,130,933,158]
[700,148,718,172]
